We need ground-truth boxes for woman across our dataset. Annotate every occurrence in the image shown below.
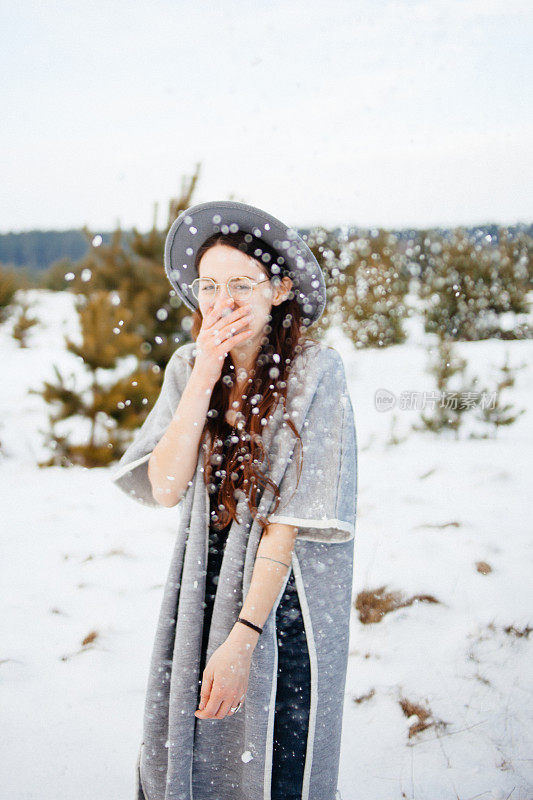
[112,201,358,800]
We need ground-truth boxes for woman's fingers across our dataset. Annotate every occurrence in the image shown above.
[194,295,254,383]
[207,304,251,334]
[205,296,237,325]
[197,671,213,711]
[194,647,251,719]
[201,297,253,352]
[199,686,225,718]
[216,315,253,349]
[215,694,240,719]
[195,681,244,719]
[207,316,253,357]
[211,312,250,341]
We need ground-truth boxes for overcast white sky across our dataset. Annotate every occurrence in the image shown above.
[2,0,532,233]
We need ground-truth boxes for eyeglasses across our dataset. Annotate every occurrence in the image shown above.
[189,276,272,301]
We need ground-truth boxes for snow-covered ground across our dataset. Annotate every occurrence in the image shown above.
[1,289,532,800]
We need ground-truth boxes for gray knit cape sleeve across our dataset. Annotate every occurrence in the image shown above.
[110,345,192,508]
[266,347,358,543]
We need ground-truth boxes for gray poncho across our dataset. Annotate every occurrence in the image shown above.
[111,339,358,800]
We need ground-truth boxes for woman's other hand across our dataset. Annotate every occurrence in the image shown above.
[194,637,254,720]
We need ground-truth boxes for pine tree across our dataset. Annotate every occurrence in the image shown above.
[413,335,476,438]
[473,353,526,437]
[305,225,343,342]
[307,226,409,348]
[35,168,203,468]
[0,265,22,323]
[418,227,533,341]
[68,166,200,370]
[12,297,39,347]
[31,290,152,467]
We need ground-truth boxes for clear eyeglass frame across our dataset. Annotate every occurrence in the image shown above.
[189,276,272,301]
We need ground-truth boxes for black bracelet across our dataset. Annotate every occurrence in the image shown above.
[237,617,263,635]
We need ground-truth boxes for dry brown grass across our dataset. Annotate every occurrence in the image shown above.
[504,624,532,638]
[355,585,440,624]
[352,688,375,704]
[398,696,449,740]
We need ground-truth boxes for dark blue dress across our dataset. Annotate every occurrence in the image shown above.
[197,424,310,800]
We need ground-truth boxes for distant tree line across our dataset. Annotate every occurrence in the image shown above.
[1,217,531,275]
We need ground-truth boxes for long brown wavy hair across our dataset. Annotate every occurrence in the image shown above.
[190,230,319,535]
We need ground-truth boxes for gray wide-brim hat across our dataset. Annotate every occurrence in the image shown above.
[163,200,326,327]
